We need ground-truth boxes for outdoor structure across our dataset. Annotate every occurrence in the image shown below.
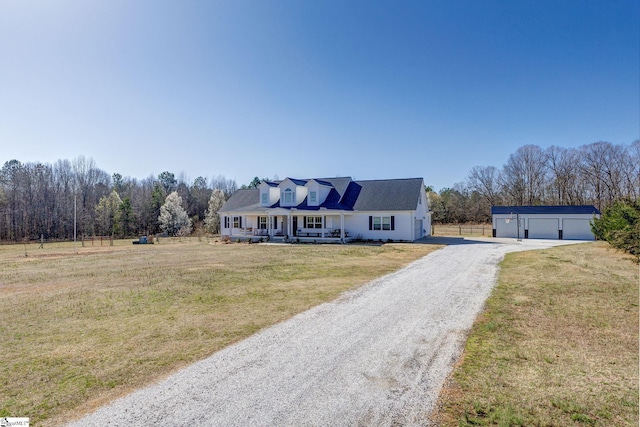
[219,177,431,242]
[491,205,601,240]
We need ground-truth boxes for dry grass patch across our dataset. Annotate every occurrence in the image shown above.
[0,239,441,426]
[435,242,639,426]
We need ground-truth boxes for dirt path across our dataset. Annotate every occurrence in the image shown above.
[68,238,580,426]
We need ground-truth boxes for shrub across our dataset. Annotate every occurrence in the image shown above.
[591,199,640,258]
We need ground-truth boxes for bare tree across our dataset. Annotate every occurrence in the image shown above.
[500,145,548,205]
[72,156,110,236]
[546,146,579,205]
[621,140,640,200]
[578,141,625,210]
[467,165,503,206]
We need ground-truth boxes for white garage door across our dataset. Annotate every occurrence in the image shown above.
[563,219,595,240]
[528,218,559,239]
[495,218,524,238]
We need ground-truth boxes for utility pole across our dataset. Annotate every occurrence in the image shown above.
[510,212,521,241]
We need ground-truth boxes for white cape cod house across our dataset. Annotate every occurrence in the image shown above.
[219,177,431,242]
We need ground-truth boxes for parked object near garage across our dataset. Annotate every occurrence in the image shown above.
[491,206,601,240]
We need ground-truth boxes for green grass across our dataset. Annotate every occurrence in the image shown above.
[435,242,639,426]
[0,238,441,426]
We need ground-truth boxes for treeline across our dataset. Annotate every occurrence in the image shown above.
[0,156,237,241]
[429,140,640,223]
[2,140,638,241]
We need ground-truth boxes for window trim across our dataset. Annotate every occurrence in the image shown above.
[369,215,395,231]
[382,216,391,230]
[258,216,267,229]
[283,188,293,204]
[373,216,382,230]
[305,216,323,229]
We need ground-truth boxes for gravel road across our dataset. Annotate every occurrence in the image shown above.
[68,238,580,426]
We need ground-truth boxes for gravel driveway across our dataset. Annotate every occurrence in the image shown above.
[68,237,581,426]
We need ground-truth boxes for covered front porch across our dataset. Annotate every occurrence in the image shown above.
[226,209,352,243]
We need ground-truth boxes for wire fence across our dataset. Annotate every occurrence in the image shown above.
[431,223,492,237]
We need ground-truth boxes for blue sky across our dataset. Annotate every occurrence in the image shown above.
[1,0,638,191]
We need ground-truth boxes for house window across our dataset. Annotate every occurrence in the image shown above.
[224,216,229,228]
[310,191,317,203]
[261,193,268,204]
[305,216,322,229]
[373,216,382,230]
[369,215,394,231]
[284,188,293,204]
[382,216,391,230]
[258,216,267,229]
[233,216,242,228]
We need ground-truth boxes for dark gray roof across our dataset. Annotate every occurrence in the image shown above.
[491,205,601,215]
[319,177,352,197]
[219,177,425,213]
[218,189,267,213]
[352,178,424,211]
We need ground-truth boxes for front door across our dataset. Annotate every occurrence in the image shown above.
[292,217,298,236]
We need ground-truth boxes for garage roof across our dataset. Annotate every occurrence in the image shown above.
[491,205,600,215]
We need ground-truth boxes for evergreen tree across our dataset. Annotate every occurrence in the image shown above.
[119,197,136,237]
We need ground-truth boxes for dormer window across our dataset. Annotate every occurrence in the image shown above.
[261,193,268,204]
[310,191,317,203]
[284,188,293,204]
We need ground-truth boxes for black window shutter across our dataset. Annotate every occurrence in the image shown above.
[239,217,242,228]
[304,217,307,228]
[391,216,395,230]
[369,216,372,230]
[273,216,277,229]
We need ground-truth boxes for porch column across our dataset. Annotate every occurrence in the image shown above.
[340,212,345,241]
[267,214,272,237]
[321,215,325,238]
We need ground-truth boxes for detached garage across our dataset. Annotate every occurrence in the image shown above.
[492,206,601,240]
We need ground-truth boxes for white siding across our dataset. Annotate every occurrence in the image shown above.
[269,186,279,204]
[345,212,414,241]
[493,213,597,240]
